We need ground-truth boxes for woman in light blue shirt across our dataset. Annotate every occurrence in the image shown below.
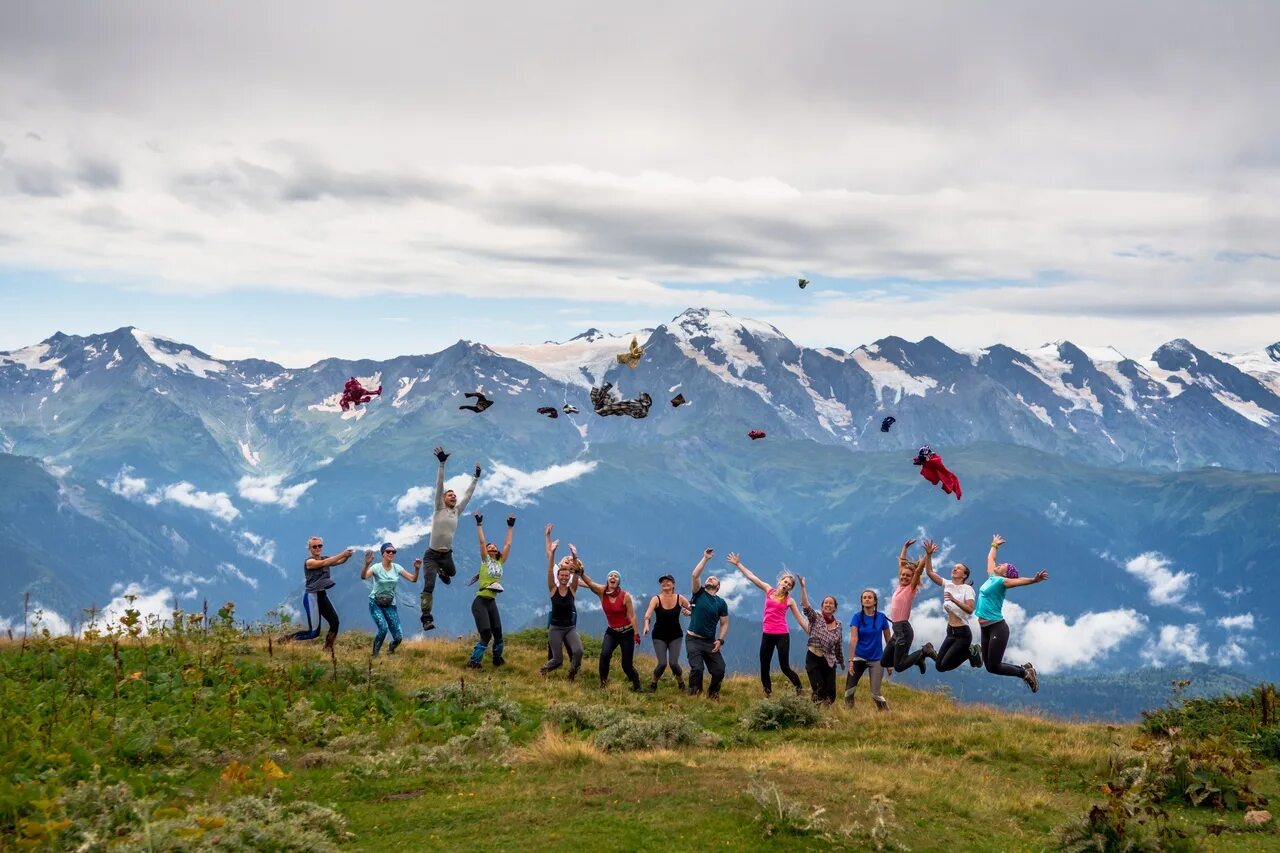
[361,542,420,656]
[976,534,1049,692]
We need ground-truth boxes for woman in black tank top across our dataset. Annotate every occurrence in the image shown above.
[642,574,690,692]
[540,525,583,680]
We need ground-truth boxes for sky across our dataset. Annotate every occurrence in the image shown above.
[1,1,1278,367]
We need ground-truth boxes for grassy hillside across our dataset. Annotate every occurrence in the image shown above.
[1,621,1276,851]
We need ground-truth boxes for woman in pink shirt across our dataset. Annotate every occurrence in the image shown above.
[727,552,804,697]
[880,538,934,674]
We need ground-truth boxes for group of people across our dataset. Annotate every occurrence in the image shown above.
[295,447,1050,704]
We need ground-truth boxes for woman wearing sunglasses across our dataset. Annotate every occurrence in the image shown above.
[361,543,420,656]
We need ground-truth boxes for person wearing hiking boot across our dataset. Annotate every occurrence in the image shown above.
[420,446,480,632]
[686,548,729,699]
[796,577,844,704]
[579,559,643,691]
[540,524,583,681]
[466,513,514,669]
[921,540,982,672]
[845,589,893,711]
[726,553,804,698]
[977,534,1048,692]
[880,539,933,675]
[642,573,690,692]
[303,536,354,652]
[361,543,420,657]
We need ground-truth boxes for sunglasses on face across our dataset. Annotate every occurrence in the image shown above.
[383,549,396,555]
[310,544,323,550]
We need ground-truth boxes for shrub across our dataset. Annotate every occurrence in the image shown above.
[546,703,719,752]
[412,683,525,727]
[741,695,822,732]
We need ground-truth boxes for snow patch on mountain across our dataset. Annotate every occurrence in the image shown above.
[1023,345,1104,415]
[1016,394,1054,426]
[782,362,852,433]
[239,441,261,466]
[493,330,650,388]
[394,375,420,407]
[1229,345,1280,396]
[1211,391,1276,426]
[668,310,774,401]
[852,345,938,403]
[132,330,226,379]
[0,341,67,382]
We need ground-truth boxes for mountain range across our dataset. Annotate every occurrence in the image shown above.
[1,308,1276,691]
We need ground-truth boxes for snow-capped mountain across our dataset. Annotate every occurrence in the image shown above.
[3,309,1279,479]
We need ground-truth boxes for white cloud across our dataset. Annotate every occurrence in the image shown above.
[216,562,259,590]
[1140,624,1210,666]
[1123,552,1199,611]
[98,583,177,634]
[103,465,148,498]
[14,604,75,636]
[1007,608,1148,675]
[373,517,433,551]
[236,474,316,509]
[1219,640,1248,667]
[394,484,436,514]
[1044,501,1085,527]
[237,530,278,567]
[712,571,757,615]
[159,481,240,522]
[477,460,599,508]
[1218,613,1255,631]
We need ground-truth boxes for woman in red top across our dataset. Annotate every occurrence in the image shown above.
[580,561,642,691]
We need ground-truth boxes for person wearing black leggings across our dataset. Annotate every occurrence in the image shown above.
[642,574,689,692]
[579,557,642,691]
[974,534,1049,692]
[920,540,982,672]
[727,553,804,698]
[302,536,355,652]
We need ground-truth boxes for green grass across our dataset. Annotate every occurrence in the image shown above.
[1,624,1276,851]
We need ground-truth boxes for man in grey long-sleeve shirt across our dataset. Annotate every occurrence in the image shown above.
[419,445,480,631]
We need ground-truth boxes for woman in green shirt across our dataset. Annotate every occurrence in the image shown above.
[466,513,516,669]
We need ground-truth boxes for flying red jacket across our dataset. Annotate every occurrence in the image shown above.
[339,377,382,411]
[918,454,962,500]
[748,430,767,440]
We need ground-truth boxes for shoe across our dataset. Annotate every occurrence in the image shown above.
[567,667,578,682]
[389,638,402,654]
[630,682,643,693]
[707,691,721,702]
[763,689,772,699]
[916,656,927,675]
[969,644,982,668]
[647,681,658,693]
[440,573,452,586]
[493,656,506,667]
[1023,662,1039,694]
[922,642,936,661]
[466,660,482,670]
[323,631,337,652]
[795,684,805,697]
[599,679,608,689]
[676,676,686,692]
[421,620,436,632]
[873,695,889,712]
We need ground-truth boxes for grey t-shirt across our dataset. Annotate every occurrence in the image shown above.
[428,459,478,552]
[304,557,336,593]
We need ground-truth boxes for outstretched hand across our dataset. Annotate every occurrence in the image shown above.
[992,534,1006,548]
[364,549,375,564]
[434,446,449,463]
[548,539,560,554]
[507,515,516,528]
[903,538,918,549]
[474,463,482,478]
[726,552,741,567]
[1033,570,1050,582]
[703,547,715,559]
[799,576,807,588]
[413,558,423,570]
[473,512,484,526]
[922,539,939,555]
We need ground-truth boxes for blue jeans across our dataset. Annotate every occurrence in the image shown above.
[369,600,403,655]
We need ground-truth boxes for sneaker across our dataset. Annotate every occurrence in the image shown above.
[795,684,805,697]
[389,638,402,654]
[630,682,643,693]
[421,620,436,632]
[916,655,927,675]
[873,695,890,712]
[675,676,686,692]
[439,573,452,586]
[647,681,658,693]
[763,689,772,699]
[922,642,937,661]
[466,660,482,670]
[1023,662,1039,694]
[969,644,982,668]
[492,656,506,667]
[567,667,579,682]
[707,691,721,702]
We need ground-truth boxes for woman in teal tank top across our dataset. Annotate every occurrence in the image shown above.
[976,534,1049,692]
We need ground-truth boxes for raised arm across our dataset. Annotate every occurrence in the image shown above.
[787,597,805,630]
[307,548,355,570]
[1004,570,1049,590]
[402,559,421,584]
[922,540,944,587]
[725,552,769,593]
[798,576,811,611]
[359,549,375,580]
[573,547,606,596]
[475,513,488,560]
[500,515,515,563]
[988,534,1005,576]
[433,447,448,510]
[898,537,918,570]
[545,524,559,594]
[690,547,714,594]
[456,463,481,512]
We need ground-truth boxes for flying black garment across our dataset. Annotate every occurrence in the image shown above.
[748,429,766,440]
[537,406,559,419]
[670,394,687,407]
[459,391,493,413]
[561,404,579,415]
[798,278,809,289]
[590,382,652,419]
[880,416,896,433]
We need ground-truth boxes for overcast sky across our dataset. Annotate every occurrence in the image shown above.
[1,1,1277,365]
